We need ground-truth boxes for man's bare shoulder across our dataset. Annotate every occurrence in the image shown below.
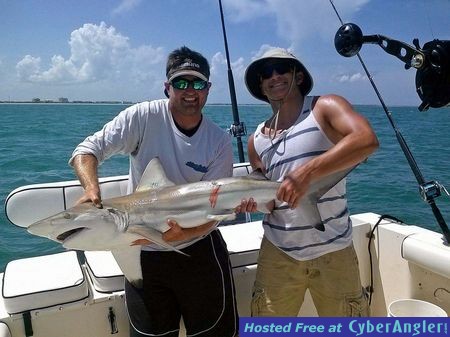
[314,94,351,108]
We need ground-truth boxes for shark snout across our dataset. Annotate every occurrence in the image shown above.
[27,211,88,242]
[28,218,53,236]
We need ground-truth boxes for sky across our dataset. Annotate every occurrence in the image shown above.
[0,0,449,106]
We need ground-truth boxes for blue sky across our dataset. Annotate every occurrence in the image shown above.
[0,0,449,106]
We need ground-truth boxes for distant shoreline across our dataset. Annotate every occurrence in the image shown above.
[0,101,134,105]
[0,101,427,108]
[0,101,268,107]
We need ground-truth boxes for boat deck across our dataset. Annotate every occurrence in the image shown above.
[1,213,449,337]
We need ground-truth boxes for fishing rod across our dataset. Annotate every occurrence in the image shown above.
[218,0,246,163]
[329,0,450,243]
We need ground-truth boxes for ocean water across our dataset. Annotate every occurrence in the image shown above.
[0,103,449,271]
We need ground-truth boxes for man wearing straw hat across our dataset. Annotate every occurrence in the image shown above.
[245,47,378,316]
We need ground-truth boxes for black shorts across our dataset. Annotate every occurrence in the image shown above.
[125,230,239,337]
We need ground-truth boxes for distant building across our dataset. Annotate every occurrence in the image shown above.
[32,98,41,103]
[58,97,69,103]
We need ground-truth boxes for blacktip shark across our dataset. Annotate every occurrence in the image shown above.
[27,157,353,287]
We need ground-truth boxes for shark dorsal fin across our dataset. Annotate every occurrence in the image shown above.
[136,158,175,192]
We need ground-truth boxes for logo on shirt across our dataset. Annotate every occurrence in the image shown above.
[186,161,208,173]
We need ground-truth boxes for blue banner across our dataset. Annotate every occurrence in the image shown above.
[240,317,449,336]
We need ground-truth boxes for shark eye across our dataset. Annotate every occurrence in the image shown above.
[63,213,71,219]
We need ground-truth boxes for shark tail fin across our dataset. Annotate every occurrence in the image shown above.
[299,165,357,232]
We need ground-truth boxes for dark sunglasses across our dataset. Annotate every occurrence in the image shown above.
[170,77,208,91]
[260,63,293,80]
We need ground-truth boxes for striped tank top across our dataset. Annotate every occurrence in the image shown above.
[253,96,353,261]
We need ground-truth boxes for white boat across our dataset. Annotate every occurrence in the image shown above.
[1,160,449,337]
[2,5,450,335]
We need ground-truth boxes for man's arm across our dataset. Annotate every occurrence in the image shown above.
[163,220,217,242]
[278,94,379,209]
[247,133,265,173]
[72,154,103,208]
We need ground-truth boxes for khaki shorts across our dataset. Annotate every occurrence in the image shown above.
[251,237,369,317]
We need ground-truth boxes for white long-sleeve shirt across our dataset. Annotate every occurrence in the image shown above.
[70,99,233,192]
[69,99,233,250]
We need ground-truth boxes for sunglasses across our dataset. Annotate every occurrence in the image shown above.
[170,77,208,91]
[260,63,293,80]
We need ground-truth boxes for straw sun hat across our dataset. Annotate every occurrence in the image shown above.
[245,48,314,102]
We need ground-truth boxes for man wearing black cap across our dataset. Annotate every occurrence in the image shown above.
[245,47,379,316]
[70,46,241,336]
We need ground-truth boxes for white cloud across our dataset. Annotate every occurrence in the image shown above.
[223,0,273,22]
[224,0,369,46]
[16,22,165,86]
[249,44,296,62]
[111,0,143,16]
[335,72,367,83]
[211,52,245,79]
[16,55,42,81]
[208,51,247,103]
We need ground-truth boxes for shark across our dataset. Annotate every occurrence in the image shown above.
[27,157,353,287]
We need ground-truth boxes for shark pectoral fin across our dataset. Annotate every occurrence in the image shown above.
[128,226,189,256]
[111,247,143,288]
[170,210,212,229]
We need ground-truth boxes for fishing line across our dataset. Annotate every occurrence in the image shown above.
[329,0,396,131]
[328,0,450,244]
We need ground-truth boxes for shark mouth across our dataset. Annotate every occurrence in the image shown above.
[57,228,86,242]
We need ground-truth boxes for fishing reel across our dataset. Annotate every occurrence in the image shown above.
[420,181,450,203]
[228,121,247,137]
[334,23,450,111]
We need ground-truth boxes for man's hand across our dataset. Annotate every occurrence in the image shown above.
[131,238,153,246]
[234,198,257,213]
[76,186,103,208]
[130,220,217,246]
[277,170,311,209]
[163,219,216,242]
